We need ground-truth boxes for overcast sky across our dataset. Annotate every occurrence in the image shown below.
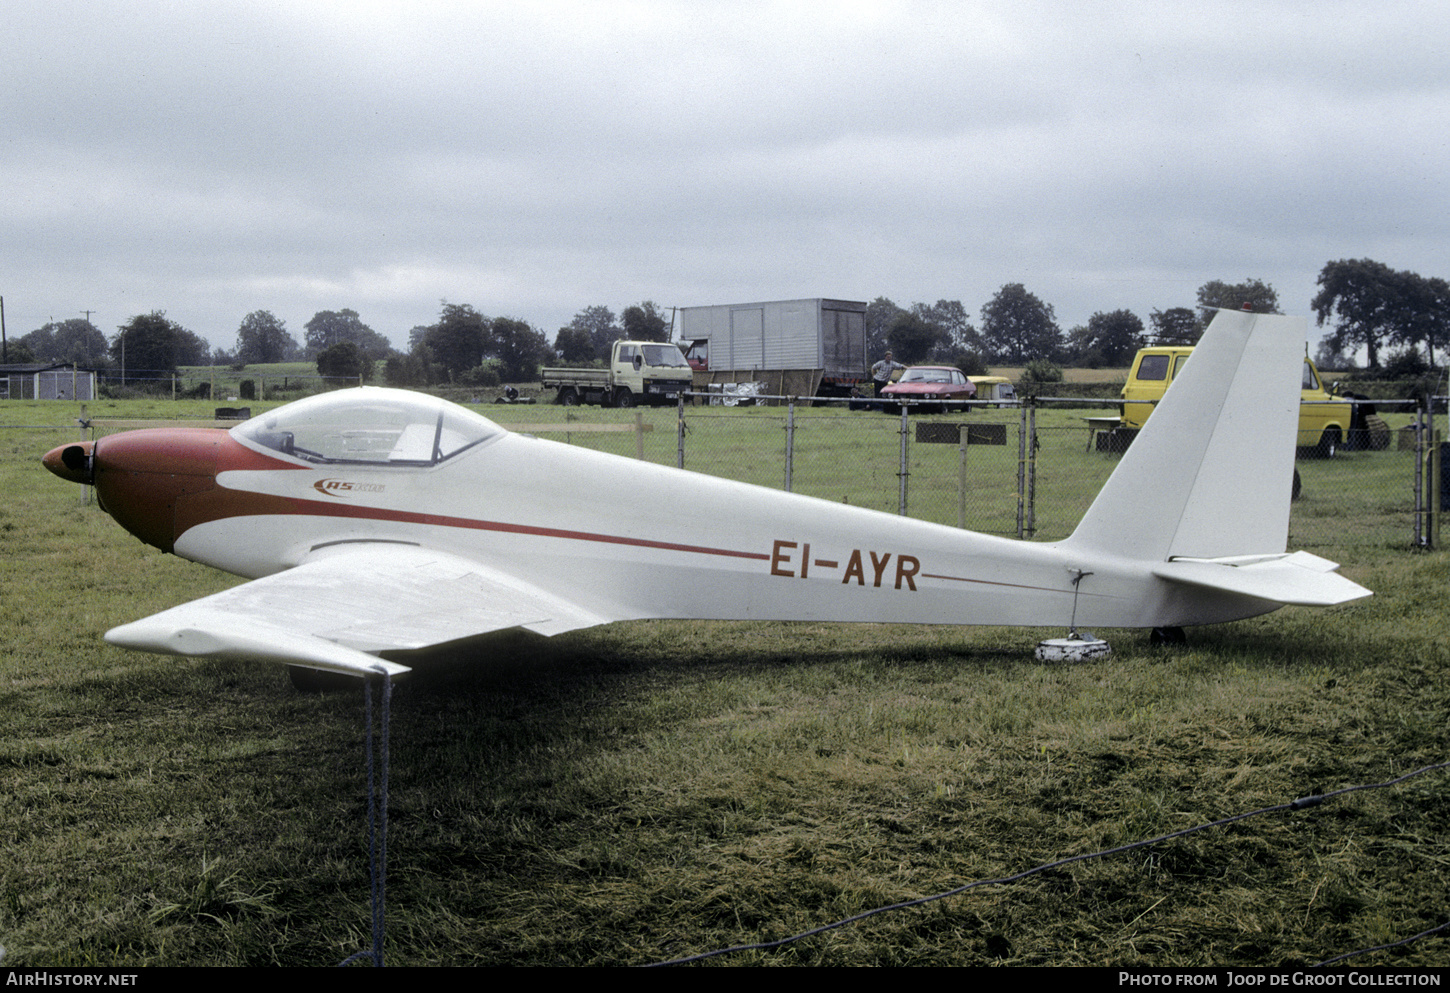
[6,0,1447,355]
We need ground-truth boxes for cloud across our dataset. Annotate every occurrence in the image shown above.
[5,0,1448,349]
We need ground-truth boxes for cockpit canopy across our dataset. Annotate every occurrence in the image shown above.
[232,388,502,466]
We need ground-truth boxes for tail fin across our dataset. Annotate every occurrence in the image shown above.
[1064,310,1303,562]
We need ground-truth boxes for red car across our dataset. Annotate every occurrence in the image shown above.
[879,365,977,413]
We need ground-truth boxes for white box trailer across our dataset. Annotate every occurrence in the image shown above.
[678,298,868,398]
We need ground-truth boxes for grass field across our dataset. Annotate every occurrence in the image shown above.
[1,397,1446,967]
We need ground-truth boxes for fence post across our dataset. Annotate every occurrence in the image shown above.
[1016,405,1027,539]
[635,412,645,460]
[898,405,909,515]
[1430,428,1442,550]
[784,398,795,492]
[1414,399,1429,547]
[677,393,686,470]
[1027,404,1037,539]
[958,423,968,529]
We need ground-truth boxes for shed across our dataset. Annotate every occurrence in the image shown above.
[0,363,98,400]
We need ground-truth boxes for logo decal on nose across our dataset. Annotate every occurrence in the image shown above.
[314,479,386,497]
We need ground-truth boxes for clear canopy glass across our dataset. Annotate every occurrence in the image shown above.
[232,388,502,466]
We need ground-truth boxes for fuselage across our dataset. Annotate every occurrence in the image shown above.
[44,388,1276,632]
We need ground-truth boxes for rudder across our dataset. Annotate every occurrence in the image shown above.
[1063,310,1305,563]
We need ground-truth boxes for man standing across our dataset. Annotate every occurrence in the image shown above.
[872,351,905,397]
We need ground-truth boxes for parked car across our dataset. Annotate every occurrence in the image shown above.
[878,366,976,413]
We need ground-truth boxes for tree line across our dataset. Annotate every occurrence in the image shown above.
[4,300,673,389]
[865,262,1449,376]
[4,305,558,389]
[861,278,1285,374]
[7,259,1445,386]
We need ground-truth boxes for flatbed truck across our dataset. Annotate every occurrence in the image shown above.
[541,340,693,407]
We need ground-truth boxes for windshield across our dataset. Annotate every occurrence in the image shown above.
[899,368,954,384]
[1302,361,1320,391]
[643,344,690,368]
[232,388,501,466]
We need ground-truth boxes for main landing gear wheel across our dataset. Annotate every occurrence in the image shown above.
[1150,627,1186,645]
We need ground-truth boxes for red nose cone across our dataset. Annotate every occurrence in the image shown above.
[42,441,95,484]
[87,429,226,552]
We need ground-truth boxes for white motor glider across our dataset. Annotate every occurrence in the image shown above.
[43,310,1370,682]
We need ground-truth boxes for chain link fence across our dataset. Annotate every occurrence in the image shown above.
[10,391,1444,553]
[490,393,1443,551]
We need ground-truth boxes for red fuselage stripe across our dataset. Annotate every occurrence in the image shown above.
[256,496,773,561]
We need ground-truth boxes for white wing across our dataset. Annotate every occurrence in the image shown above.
[104,543,613,677]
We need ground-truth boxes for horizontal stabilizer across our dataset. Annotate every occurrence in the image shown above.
[1153,551,1371,607]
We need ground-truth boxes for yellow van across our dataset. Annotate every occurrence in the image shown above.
[1120,346,1353,457]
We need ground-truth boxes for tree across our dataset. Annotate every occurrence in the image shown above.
[3,340,36,363]
[912,300,980,353]
[1311,259,1401,370]
[565,305,621,359]
[491,318,552,382]
[111,311,208,376]
[235,310,298,365]
[1196,278,1280,320]
[936,347,986,377]
[1313,260,1450,369]
[865,297,905,360]
[1313,334,1354,372]
[553,325,596,364]
[19,318,108,366]
[20,325,55,363]
[886,312,947,364]
[316,341,371,382]
[621,301,671,342]
[1394,272,1450,368]
[1148,307,1201,346]
[1021,358,1064,383]
[384,352,428,387]
[415,303,493,381]
[303,309,391,360]
[1066,310,1144,367]
[980,284,1061,364]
